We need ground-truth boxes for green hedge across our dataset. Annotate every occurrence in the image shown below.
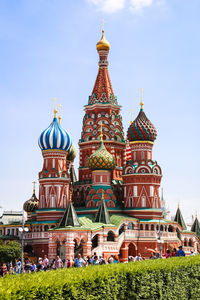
[0,256,200,299]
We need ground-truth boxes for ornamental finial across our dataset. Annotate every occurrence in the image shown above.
[130,108,134,124]
[58,104,62,124]
[100,122,103,141]
[178,201,180,209]
[195,211,198,218]
[140,88,144,109]
[32,181,36,195]
[53,98,58,117]
[102,189,104,200]
[102,19,105,32]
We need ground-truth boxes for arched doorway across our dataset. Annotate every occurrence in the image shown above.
[128,243,136,257]
[74,239,84,257]
[59,244,66,260]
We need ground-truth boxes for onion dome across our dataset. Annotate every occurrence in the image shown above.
[87,140,116,171]
[67,144,76,161]
[38,114,72,152]
[23,183,39,213]
[96,30,110,51]
[127,102,157,142]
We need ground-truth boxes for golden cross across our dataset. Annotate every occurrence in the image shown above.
[102,189,104,200]
[58,104,62,124]
[100,122,103,141]
[130,108,134,124]
[32,181,36,194]
[139,88,144,109]
[53,97,58,117]
[102,19,105,31]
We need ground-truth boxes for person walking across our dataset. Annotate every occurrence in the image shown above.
[74,253,85,268]
[177,246,185,257]
[55,256,63,269]
[43,255,49,271]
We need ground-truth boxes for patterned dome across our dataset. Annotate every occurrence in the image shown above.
[23,193,39,213]
[67,144,76,161]
[127,108,157,142]
[87,140,116,171]
[38,117,72,151]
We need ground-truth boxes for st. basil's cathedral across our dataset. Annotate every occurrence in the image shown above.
[1,30,200,262]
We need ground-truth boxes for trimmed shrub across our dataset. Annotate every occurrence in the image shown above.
[0,256,200,299]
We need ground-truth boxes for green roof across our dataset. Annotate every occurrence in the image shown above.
[174,207,187,230]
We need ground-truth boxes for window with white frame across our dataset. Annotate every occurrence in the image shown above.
[51,195,55,207]
[142,196,146,207]
[134,186,138,197]
[150,186,154,197]
[52,159,55,168]
[142,151,144,160]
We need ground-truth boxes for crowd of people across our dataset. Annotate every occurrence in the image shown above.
[0,246,196,277]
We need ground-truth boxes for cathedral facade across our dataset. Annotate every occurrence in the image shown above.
[1,30,200,262]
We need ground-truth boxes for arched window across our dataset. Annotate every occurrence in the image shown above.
[145,224,149,231]
[156,225,159,231]
[44,225,49,232]
[119,224,125,235]
[107,231,115,241]
[189,238,193,247]
[140,224,143,230]
[151,224,154,231]
[127,222,134,230]
[92,234,99,248]
[184,238,188,246]
[168,225,173,232]
[160,225,164,231]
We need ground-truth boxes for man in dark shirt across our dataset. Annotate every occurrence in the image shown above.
[177,246,185,257]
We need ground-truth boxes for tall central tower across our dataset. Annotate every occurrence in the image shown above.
[76,30,126,206]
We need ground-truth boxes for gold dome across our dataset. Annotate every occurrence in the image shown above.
[96,30,110,51]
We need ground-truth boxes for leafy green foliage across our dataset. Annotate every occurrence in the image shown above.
[0,256,200,299]
[0,241,21,263]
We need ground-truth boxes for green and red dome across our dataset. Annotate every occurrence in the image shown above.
[127,108,157,142]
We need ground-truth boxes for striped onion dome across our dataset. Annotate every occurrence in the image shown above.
[87,140,116,171]
[127,108,157,142]
[38,117,72,151]
[23,193,39,213]
[67,144,76,161]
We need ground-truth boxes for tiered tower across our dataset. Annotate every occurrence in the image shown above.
[123,96,162,219]
[37,106,73,221]
[76,29,126,205]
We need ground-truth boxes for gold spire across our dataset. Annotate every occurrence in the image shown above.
[100,122,103,141]
[140,88,144,109]
[32,181,36,195]
[130,108,134,124]
[195,211,198,218]
[58,104,62,124]
[53,98,58,117]
[178,201,180,209]
[69,187,73,203]
[96,22,111,51]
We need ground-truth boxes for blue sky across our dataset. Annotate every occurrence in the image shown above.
[0,0,199,224]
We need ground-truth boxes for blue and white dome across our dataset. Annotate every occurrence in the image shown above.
[38,117,72,151]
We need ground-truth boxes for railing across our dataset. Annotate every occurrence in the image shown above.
[24,232,49,239]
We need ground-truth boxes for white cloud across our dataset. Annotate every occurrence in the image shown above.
[88,0,125,13]
[130,0,153,12]
[88,0,165,13]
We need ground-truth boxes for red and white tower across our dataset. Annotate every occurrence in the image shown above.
[123,96,162,219]
[76,30,126,205]
[37,106,73,221]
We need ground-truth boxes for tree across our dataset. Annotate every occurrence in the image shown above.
[0,241,21,263]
